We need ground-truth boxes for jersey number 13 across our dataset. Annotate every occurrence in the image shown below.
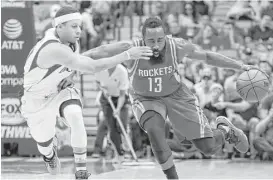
[148,77,162,92]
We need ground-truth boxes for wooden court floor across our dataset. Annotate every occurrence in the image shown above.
[1,157,272,179]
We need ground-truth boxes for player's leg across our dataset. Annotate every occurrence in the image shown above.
[164,89,249,156]
[58,88,90,179]
[21,97,60,175]
[132,99,178,179]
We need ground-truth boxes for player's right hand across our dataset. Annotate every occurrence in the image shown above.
[127,46,153,60]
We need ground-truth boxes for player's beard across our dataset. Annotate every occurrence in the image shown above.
[150,48,165,64]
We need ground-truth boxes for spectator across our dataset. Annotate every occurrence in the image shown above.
[79,1,98,51]
[227,0,256,21]
[260,0,273,19]
[247,14,273,41]
[194,68,217,108]
[168,22,183,38]
[95,64,130,163]
[218,21,245,50]
[203,83,226,126]
[178,2,200,39]
[259,60,273,79]
[192,0,210,16]
[223,70,242,102]
[253,93,273,160]
[193,24,220,51]
[41,4,61,38]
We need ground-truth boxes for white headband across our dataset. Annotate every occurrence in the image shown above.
[54,12,82,27]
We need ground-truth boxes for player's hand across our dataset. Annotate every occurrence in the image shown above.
[127,46,153,60]
[213,102,227,110]
[58,76,74,92]
[241,64,270,79]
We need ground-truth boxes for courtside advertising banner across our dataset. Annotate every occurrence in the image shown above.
[1,0,38,155]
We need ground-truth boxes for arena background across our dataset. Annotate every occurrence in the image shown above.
[1,0,273,159]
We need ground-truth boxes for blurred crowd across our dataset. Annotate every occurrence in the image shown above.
[33,0,273,161]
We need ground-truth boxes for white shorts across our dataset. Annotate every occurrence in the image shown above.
[21,87,82,143]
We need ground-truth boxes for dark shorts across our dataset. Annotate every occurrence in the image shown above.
[130,86,213,141]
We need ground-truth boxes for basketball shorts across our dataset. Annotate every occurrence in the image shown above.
[21,87,82,143]
[130,86,213,141]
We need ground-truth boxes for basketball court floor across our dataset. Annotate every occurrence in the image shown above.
[1,157,272,179]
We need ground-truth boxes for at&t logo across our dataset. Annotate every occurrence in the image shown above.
[2,19,24,50]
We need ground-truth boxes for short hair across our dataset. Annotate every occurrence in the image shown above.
[142,17,165,37]
[55,5,79,18]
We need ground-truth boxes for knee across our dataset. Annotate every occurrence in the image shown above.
[248,118,259,132]
[199,146,215,156]
[142,111,165,132]
[63,105,85,128]
[63,105,82,120]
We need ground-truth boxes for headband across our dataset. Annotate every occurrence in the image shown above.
[53,12,82,27]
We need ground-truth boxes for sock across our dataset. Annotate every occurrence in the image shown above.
[37,142,54,159]
[160,155,178,179]
[73,147,87,171]
[163,165,179,179]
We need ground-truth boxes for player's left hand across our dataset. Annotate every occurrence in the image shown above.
[58,76,74,92]
[241,64,270,79]
[213,102,227,110]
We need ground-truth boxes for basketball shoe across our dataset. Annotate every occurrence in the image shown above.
[42,141,61,175]
[75,170,91,179]
[216,116,249,153]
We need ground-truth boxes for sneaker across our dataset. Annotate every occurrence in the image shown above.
[43,145,61,175]
[216,116,249,153]
[75,170,91,179]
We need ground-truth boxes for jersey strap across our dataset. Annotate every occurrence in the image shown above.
[27,40,59,73]
[168,37,178,70]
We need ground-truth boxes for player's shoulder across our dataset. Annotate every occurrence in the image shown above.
[166,35,187,45]
[115,64,128,75]
[132,38,144,47]
[166,35,201,50]
[41,42,72,55]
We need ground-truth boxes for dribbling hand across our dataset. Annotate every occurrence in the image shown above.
[126,46,153,60]
[241,64,270,79]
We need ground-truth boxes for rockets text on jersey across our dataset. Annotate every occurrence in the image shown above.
[128,36,183,97]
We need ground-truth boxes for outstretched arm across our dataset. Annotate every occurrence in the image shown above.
[38,43,152,74]
[82,41,133,59]
[176,40,245,70]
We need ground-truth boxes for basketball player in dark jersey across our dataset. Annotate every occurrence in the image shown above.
[83,17,262,179]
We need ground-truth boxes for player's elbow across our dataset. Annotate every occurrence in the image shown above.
[90,61,106,73]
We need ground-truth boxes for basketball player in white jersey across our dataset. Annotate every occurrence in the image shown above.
[21,6,152,179]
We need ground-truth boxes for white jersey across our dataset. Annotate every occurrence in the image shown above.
[23,29,74,98]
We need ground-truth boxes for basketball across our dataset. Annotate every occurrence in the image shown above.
[236,69,270,103]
